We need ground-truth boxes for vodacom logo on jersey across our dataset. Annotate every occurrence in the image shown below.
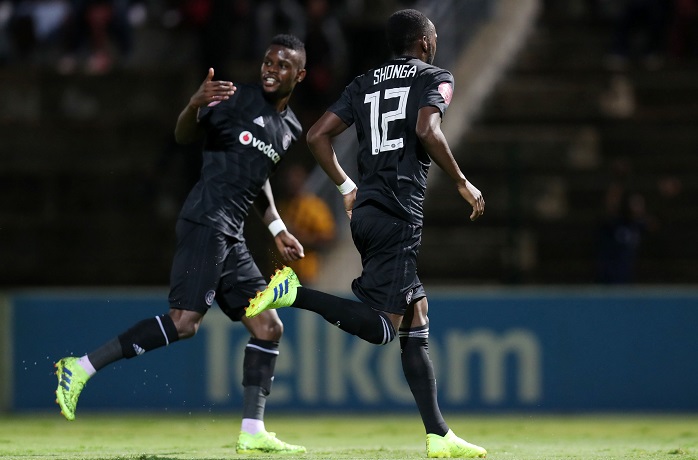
[239,131,281,164]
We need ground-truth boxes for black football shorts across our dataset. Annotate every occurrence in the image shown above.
[349,205,426,315]
[168,219,266,321]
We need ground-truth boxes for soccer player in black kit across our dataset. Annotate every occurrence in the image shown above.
[247,10,487,458]
[55,35,307,454]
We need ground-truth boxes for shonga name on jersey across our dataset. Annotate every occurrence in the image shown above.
[373,64,417,85]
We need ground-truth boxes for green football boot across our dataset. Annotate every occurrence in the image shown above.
[426,430,487,458]
[235,430,306,454]
[55,357,90,421]
[246,266,301,318]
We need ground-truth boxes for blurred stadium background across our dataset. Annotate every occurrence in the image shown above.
[1,0,697,416]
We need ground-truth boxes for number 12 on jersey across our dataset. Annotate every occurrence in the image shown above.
[364,86,411,155]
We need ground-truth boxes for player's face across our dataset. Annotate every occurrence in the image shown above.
[260,45,306,100]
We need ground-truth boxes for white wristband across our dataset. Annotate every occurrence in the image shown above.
[337,177,357,195]
[268,219,287,237]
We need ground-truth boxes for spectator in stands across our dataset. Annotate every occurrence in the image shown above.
[57,0,137,74]
[5,0,71,64]
[606,0,672,70]
[596,160,649,284]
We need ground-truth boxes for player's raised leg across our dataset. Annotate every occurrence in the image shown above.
[248,266,398,345]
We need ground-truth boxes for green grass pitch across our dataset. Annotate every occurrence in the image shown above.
[1,413,696,459]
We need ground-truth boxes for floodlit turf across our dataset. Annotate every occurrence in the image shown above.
[0,413,696,459]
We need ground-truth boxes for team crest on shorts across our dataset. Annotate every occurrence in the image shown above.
[205,290,216,306]
[406,288,414,305]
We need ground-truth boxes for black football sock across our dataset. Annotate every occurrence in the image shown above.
[242,386,267,421]
[400,323,448,436]
[86,338,123,371]
[88,315,179,370]
[114,314,180,361]
[294,287,396,345]
[241,338,278,420]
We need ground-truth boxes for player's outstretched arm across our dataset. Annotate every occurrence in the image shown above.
[174,68,236,144]
[416,106,484,221]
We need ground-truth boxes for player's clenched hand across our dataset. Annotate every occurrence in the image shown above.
[457,180,485,221]
[274,231,305,262]
[189,68,236,109]
[343,188,357,220]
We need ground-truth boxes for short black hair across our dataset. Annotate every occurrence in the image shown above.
[386,9,432,55]
[270,34,306,67]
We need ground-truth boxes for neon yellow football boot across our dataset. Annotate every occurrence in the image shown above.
[235,430,307,454]
[426,430,487,458]
[55,357,90,421]
[246,266,301,318]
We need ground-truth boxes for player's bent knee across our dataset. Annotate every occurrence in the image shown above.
[245,313,284,341]
[168,309,203,339]
[259,322,283,341]
[175,322,199,339]
[172,316,201,339]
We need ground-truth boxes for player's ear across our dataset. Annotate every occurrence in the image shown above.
[421,36,429,53]
[296,68,306,83]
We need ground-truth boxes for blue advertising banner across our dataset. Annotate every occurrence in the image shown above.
[7,288,698,413]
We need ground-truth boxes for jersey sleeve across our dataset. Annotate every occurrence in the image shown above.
[327,79,357,127]
[197,88,241,131]
[196,101,216,126]
[419,69,454,116]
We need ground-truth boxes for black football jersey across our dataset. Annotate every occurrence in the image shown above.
[328,56,454,225]
[178,83,302,240]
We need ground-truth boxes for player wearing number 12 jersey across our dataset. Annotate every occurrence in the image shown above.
[333,52,454,227]
[247,9,487,458]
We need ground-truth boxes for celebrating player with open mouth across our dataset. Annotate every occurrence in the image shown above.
[55,34,308,455]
